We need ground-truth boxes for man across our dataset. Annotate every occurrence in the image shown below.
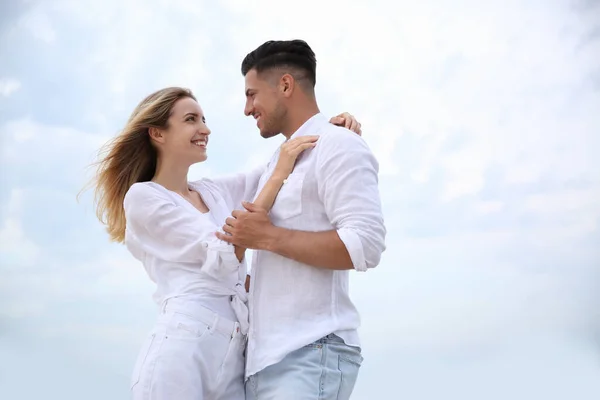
[216,39,386,399]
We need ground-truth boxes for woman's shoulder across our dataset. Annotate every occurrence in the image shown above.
[124,181,173,208]
[189,178,224,197]
[126,181,155,199]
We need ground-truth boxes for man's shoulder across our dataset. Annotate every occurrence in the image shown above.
[316,122,369,151]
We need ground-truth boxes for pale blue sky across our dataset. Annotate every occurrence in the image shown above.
[1,0,599,399]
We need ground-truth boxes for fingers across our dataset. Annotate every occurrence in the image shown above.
[225,216,237,227]
[348,119,362,135]
[283,135,319,149]
[281,135,319,155]
[289,142,317,156]
[243,202,268,213]
[330,116,345,126]
[334,112,362,134]
[216,231,233,243]
[242,201,259,212]
[287,135,319,145]
[344,114,359,133]
[345,117,353,129]
[220,224,235,235]
[330,113,362,134]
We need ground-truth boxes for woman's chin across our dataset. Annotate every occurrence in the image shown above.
[195,153,208,163]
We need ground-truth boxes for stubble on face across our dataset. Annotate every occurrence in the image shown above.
[260,100,287,138]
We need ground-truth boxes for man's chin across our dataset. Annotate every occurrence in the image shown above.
[260,130,279,139]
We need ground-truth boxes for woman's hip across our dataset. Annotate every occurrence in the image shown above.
[130,299,246,399]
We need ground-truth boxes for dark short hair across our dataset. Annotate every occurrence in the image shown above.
[241,40,317,88]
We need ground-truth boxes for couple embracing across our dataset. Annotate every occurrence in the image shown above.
[91,39,386,400]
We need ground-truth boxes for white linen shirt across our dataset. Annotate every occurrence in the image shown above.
[123,170,264,334]
[245,112,387,378]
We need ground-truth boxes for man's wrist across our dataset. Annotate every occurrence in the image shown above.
[262,225,287,252]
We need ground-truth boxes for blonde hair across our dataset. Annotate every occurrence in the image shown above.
[87,87,197,243]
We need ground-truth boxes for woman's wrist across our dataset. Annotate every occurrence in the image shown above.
[268,172,289,184]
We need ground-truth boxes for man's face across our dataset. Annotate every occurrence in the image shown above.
[244,69,287,138]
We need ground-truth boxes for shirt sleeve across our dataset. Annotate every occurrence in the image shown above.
[202,164,267,211]
[315,129,387,271]
[123,183,240,276]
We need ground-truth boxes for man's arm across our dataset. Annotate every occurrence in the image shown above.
[266,226,353,270]
[313,130,386,271]
[224,205,353,269]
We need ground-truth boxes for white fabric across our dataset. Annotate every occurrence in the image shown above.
[130,299,246,400]
[124,168,263,335]
[245,113,387,379]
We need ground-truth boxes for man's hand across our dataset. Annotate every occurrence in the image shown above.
[216,202,277,250]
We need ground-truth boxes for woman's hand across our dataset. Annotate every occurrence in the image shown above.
[330,112,362,135]
[273,135,319,179]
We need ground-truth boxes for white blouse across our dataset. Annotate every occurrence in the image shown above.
[123,167,264,334]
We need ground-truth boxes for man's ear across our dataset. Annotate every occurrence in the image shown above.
[280,73,295,98]
[148,127,165,144]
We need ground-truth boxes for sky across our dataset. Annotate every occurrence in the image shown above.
[1,0,599,399]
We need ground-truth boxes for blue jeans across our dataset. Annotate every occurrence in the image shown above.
[245,334,363,400]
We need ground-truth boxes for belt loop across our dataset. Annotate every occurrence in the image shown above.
[211,313,219,333]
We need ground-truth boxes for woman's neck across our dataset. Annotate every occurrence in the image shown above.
[152,157,191,195]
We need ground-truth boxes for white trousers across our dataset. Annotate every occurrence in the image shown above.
[130,298,246,400]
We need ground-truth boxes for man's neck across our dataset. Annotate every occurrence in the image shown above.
[281,103,320,140]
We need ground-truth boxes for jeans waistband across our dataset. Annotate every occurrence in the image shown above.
[161,297,243,338]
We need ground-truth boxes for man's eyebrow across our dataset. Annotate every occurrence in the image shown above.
[183,112,199,118]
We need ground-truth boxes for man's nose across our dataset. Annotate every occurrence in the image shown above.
[244,102,253,117]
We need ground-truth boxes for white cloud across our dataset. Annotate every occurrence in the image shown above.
[0,78,21,97]
[0,188,40,270]
[0,118,109,177]
[1,0,599,399]
[17,6,56,43]
[475,200,505,215]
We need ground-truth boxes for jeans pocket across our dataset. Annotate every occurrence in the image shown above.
[336,351,363,400]
[166,311,213,341]
[130,333,156,390]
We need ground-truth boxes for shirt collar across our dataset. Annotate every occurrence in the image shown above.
[288,112,326,141]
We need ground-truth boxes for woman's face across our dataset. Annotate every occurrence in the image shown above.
[153,97,211,164]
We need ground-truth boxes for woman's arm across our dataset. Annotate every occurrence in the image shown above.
[233,135,319,262]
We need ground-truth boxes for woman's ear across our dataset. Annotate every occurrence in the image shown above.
[148,127,165,144]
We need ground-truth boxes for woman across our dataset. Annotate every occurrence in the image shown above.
[90,87,361,399]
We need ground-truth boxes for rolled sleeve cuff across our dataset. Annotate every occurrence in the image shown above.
[202,236,245,278]
[337,228,367,272]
